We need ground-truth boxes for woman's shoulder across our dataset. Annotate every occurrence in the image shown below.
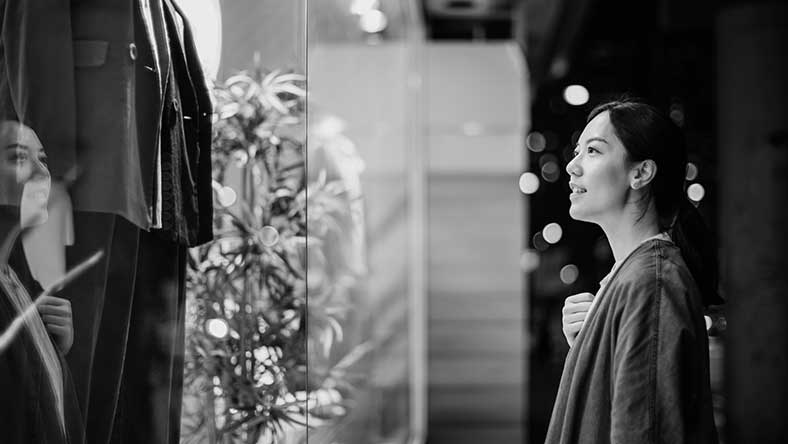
[608,239,699,303]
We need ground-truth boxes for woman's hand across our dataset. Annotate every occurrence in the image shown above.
[562,292,594,347]
[37,295,73,355]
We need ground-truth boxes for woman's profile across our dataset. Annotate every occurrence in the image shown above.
[546,100,720,443]
[0,120,84,444]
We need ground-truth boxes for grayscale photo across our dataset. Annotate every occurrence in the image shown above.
[0,0,784,443]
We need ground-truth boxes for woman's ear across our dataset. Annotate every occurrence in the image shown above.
[630,160,657,190]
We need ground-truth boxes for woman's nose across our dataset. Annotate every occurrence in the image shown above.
[566,156,581,176]
[30,157,50,180]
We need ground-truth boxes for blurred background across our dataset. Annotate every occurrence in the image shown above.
[178,0,787,443]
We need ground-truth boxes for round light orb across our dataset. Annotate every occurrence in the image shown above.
[685,162,698,181]
[260,371,275,386]
[359,9,387,33]
[532,232,549,252]
[541,161,561,183]
[206,318,229,339]
[519,249,541,273]
[259,225,280,247]
[543,222,563,244]
[550,57,569,78]
[538,153,558,169]
[519,172,540,195]
[560,264,579,285]
[217,186,237,207]
[233,150,249,167]
[669,109,685,127]
[526,131,547,152]
[687,183,705,202]
[563,85,590,106]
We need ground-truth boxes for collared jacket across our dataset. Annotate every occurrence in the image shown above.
[546,239,718,444]
[0,0,213,246]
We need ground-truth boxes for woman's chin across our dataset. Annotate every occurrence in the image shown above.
[568,205,583,220]
[568,206,595,224]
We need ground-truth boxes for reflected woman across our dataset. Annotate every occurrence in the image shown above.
[546,101,720,443]
[0,120,83,444]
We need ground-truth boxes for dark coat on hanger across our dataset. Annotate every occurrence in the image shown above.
[0,0,213,246]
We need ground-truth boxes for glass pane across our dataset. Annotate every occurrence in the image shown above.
[306,0,426,442]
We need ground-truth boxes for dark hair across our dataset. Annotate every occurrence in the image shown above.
[587,99,723,306]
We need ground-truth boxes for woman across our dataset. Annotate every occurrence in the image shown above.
[545,100,720,443]
[0,120,84,444]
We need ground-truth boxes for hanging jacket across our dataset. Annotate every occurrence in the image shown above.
[0,0,213,246]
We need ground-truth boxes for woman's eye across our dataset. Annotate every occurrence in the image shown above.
[7,150,28,164]
[587,147,599,154]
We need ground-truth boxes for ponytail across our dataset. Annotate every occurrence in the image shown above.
[670,198,724,306]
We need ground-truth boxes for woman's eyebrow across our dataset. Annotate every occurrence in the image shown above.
[584,137,608,145]
[4,143,29,150]
[574,137,609,148]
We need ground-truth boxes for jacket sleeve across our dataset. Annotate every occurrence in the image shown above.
[1,0,76,180]
[610,273,706,444]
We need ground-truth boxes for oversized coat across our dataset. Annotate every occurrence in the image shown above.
[545,239,718,444]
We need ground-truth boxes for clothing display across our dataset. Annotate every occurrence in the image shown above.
[545,239,718,443]
[0,0,213,443]
[1,0,213,240]
[66,212,187,444]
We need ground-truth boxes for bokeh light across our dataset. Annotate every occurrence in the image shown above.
[560,264,579,285]
[519,250,541,273]
[563,85,590,106]
[526,131,547,152]
[541,161,561,183]
[687,183,705,202]
[206,318,229,339]
[217,186,237,207]
[359,9,387,33]
[233,150,249,167]
[259,226,280,247]
[685,162,698,181]
[669,103,685,127]
[543,223,563,244]
[519,172,540,195]
[533,232,549,252]
[539,153,558,169]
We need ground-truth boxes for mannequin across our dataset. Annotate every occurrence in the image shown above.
[0,1,213,443]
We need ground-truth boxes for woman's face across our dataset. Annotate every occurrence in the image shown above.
[565,111,634,225]
[0,121,51,226]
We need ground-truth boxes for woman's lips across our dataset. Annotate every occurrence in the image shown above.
[23,185,50,203]
[569,183,586,199]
